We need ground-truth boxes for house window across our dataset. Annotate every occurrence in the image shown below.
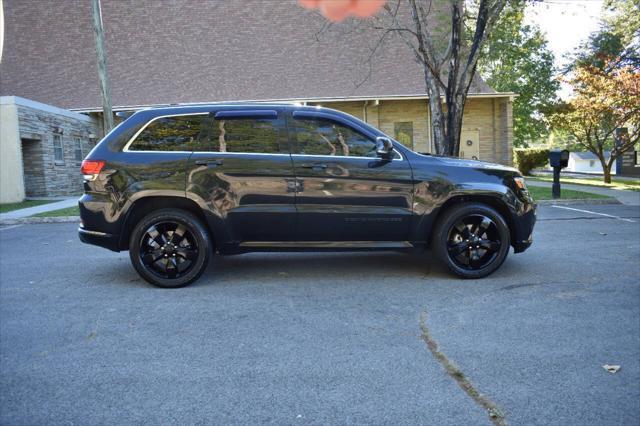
[394,122,414,150]
[74,137,83,163]
[53,133,64,163]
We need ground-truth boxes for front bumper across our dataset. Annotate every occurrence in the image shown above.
[512,202,536,253]
[78,227,120,252]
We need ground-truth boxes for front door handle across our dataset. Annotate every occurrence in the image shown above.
[195,159,224,167]
[300,162,328,169]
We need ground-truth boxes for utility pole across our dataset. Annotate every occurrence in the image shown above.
[91,0,114,133]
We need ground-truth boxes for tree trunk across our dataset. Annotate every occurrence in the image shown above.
[423,69,446,155]
[603,166,612,184]
[445,93,466,156]
[599,155,612,183]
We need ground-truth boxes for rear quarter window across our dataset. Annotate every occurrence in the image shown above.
[128,115,207,151]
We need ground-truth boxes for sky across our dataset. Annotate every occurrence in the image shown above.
[525,0,605,97]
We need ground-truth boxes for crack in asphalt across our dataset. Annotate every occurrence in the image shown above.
[419,313,507,426]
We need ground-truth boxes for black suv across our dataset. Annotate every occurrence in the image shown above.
[79,104,536,288]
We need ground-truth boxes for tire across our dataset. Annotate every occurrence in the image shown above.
[432,202,510,279]
[129,208,211,288]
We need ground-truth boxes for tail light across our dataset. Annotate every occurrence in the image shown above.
[81,160,105,180]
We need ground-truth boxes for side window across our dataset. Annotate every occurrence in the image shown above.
[129,115,206,151]
[211,118,285,154]
[291,118,377,158]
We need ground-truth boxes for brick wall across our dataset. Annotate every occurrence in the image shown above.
[17,104,100,197]
[312,97,513,165]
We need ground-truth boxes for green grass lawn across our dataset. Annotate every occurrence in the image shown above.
[530,176,640,192]
[528,186,612,201]
[0,199,58,213]
[32,206,80,217]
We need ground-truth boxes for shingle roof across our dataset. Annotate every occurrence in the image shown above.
[0,0,496,110]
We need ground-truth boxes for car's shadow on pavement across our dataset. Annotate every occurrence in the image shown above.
[92,249,529,289]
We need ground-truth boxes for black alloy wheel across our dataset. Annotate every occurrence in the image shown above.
[446,214,501,270]
[432,203,510,279]
[129,209,210,288]
[139,221,199,279]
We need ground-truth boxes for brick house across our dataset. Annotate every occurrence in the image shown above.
[0,0,515,202]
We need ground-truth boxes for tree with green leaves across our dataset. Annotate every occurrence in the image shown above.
[548,0,640,183]
[549,60,639,183]
[572,0,639,71]
[476,1,558,147]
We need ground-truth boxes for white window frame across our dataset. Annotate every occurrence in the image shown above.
[53,133,64,164]
[74,137,83,163]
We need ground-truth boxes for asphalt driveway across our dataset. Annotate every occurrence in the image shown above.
[1,204,639,425]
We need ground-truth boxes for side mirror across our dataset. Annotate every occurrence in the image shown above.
[376,137,394,159]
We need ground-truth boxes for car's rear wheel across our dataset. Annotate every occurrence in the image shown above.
[129,208,210,288]
[432,203,510,279]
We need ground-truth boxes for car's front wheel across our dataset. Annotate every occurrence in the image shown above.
[129,208,211,288]
[432,203,511,279]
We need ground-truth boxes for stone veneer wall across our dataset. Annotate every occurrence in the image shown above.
[310,97,514,166]
[17,104,101,197]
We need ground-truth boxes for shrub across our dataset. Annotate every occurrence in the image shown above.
[513,148,549,175]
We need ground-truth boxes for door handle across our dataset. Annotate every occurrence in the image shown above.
[300,162,328,169]
[195,159,224,167]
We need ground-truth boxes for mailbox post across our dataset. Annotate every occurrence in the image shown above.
[549,149,570,199]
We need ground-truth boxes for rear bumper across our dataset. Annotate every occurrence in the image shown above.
[78,227,120,252]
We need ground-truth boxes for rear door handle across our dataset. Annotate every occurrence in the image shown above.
[300,162,327,169]
[195,159,224,167]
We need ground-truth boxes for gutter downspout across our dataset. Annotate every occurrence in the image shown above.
[363,100,368,123]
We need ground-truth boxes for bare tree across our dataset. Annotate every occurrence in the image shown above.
[372,0,507,156]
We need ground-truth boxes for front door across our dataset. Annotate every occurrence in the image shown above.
[288,112,414,242]
[187,109,297,242]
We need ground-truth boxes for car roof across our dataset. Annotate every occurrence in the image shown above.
[134,102,305,114]
[129,103,360,122]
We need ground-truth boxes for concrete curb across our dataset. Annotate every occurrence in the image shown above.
[536,198,621,205]
[0,216,80,225]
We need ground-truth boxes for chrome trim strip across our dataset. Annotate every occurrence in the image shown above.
[123,150,195,154]
[194,152,292,157]
[290,150,403,161]
[78,228,110,237]
[122,112,210,152]
[122,112,403,161]
[239,241,413,249]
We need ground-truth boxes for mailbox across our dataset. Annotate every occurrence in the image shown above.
[549,149,569,168]
[548,149,570,199]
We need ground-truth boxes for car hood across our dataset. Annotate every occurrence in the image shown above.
[430,155,520,174]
